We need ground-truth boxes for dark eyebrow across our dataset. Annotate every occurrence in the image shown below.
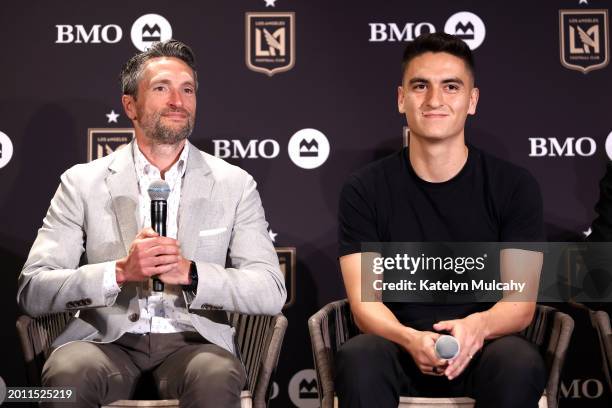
[408,77,429,84]
[442,77,464,85]
[407,77,465,85]
[151,78,196,87]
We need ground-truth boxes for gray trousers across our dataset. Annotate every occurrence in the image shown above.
[41,332,246,408]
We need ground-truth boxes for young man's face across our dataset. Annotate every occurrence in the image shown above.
[398,51,479,143]
[123,56,197,145]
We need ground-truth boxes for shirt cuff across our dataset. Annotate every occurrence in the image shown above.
[102,261,121,305]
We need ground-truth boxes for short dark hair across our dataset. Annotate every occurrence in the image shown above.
[401,32,475,83]
[120,39,198,98]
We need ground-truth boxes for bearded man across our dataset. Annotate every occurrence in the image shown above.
[17,39,286,408]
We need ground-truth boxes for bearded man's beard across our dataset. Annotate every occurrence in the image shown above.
[141,109,194,145]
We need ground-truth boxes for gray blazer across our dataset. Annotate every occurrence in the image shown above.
[17,141,286,354]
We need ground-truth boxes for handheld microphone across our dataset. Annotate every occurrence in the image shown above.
[435,335,460,360]
[147,179,170,292]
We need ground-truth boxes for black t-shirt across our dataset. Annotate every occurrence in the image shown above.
[338,145,544,330]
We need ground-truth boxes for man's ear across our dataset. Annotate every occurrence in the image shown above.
[122,94,137,121]
[468,87,479,116]
[397,86,406,114]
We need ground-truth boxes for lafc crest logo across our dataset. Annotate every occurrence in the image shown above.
[245,12,295,76]
[88,128,134,162]
[560,9,609,73]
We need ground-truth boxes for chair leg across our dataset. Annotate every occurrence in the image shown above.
[240,394,253,408]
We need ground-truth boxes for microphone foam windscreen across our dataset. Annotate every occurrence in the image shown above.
[435,335,460,360]
[148,179,171,201]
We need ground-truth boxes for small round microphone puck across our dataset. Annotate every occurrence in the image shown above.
[435,335,460,360]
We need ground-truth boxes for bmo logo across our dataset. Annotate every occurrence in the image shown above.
[561,379,604,399]
[369,22,435,42]
[55,24,122,44]
[528,137,596,157]
[54,14,172,49]
[213,129,330,169]
[213,139,280,159]
[368,12,486,50]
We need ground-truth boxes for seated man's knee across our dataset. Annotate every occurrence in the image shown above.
[471,336,546,408]
[476,335,546,403]
[335,334,398,383]
[41,341,130,407]
[482,335,546,379]
[42,342,107,388]
[183,348,246,392]
[335,334,402,407]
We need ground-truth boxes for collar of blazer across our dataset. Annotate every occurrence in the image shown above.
[105,140,216,258]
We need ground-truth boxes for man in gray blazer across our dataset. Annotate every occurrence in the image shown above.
[17,40,286,408]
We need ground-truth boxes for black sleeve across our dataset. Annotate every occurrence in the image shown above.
[338,175,380,257]
[587,161,612,242]
[500,169,545,243]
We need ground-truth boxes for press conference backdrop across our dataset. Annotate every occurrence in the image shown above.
[1,0,611,406]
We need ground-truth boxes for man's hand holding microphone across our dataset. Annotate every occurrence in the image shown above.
[402,326,467,379]
[115,179,193,288]
[115,227,191,286]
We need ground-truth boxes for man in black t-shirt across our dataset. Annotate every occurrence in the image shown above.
[336,33,546,408]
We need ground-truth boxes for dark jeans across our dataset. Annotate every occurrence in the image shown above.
[41,332,246,408]
[335,333,546,408]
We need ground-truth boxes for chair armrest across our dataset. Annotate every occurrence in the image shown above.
[591,310,612,393]
[521,305,574,408]
[230,313,288,408]
[308,299,360,408]
[16,313,73,386]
